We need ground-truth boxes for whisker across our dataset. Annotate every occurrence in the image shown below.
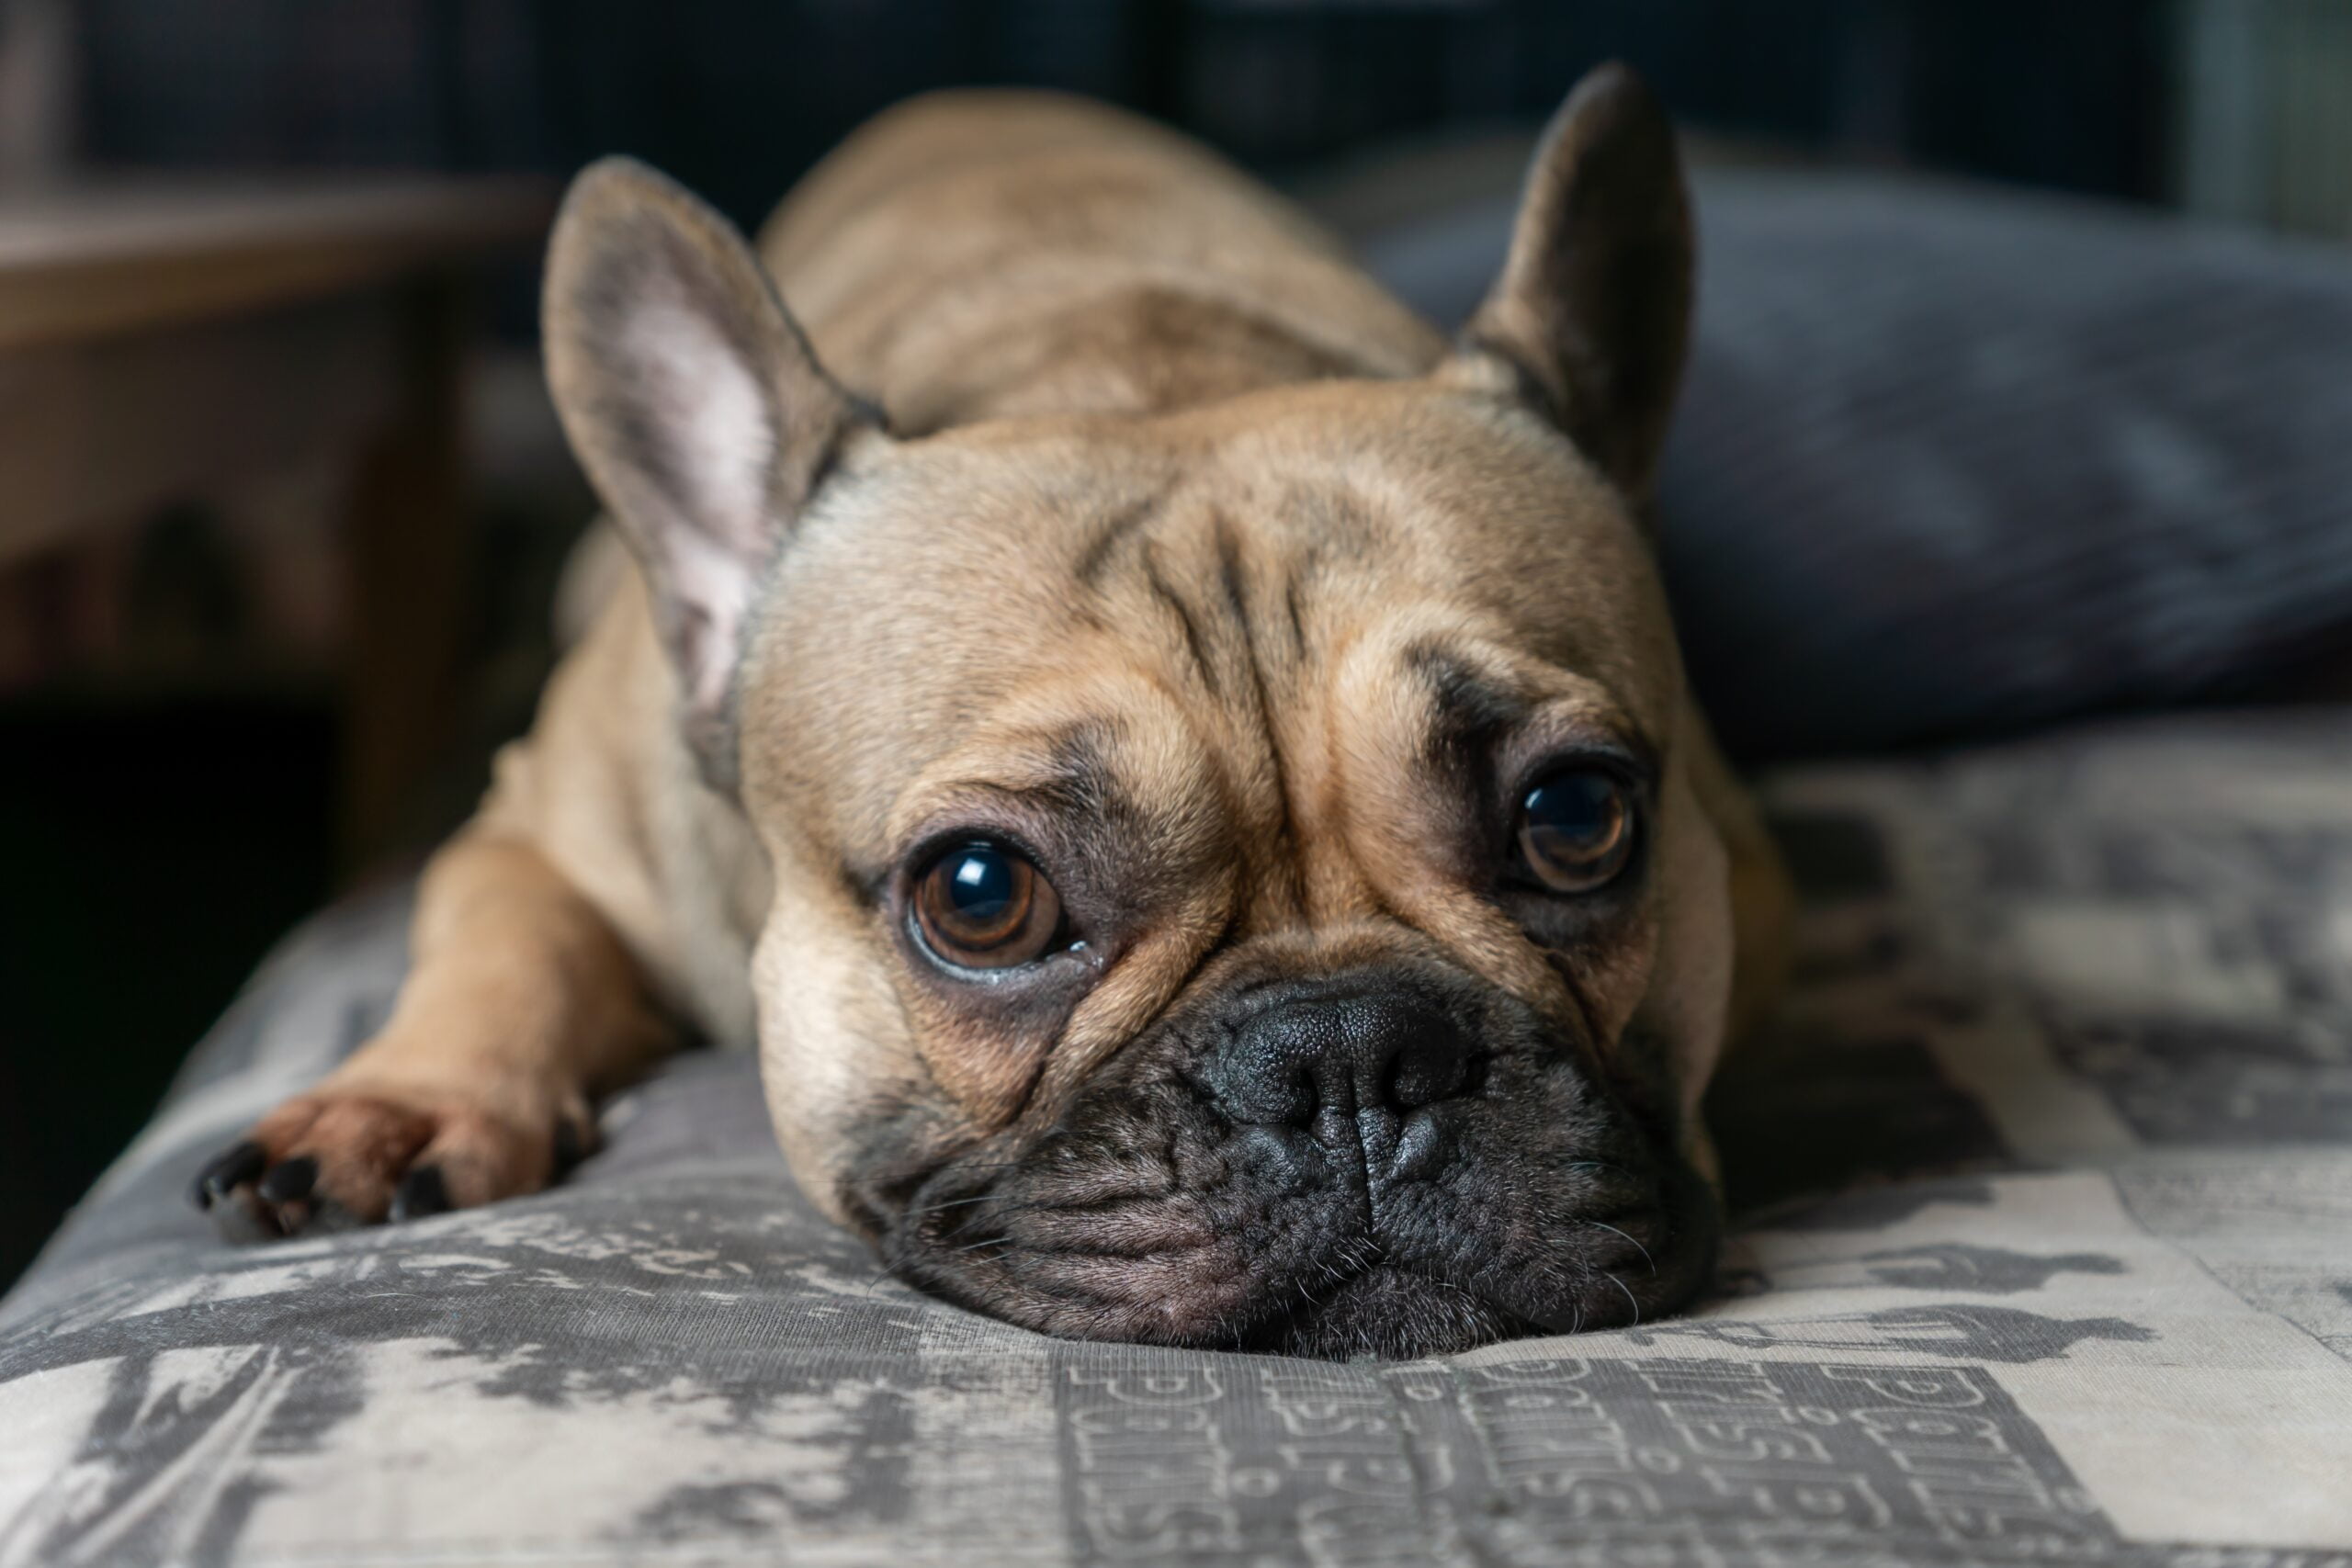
[1603,1270,1642,1326]
[939,1199,1059,1239]
[950,1234,1013,1256]
[1582,1220,1656,1275]
[901,1193,1001,1218]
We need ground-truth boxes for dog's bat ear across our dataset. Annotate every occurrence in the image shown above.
[1443,62,1692,503]
[542,155,874,793]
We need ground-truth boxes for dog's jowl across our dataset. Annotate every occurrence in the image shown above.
[191,66,1790,1357]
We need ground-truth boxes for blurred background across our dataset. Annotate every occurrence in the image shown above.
[2,0,2348,1290]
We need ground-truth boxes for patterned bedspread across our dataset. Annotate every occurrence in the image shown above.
[4,710,2348,1565]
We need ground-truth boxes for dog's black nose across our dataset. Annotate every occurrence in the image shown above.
[1209,985,1478,1130]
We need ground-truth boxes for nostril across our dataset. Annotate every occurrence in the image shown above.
[1215,1064,1318,1127]
[1211,984,1480,1128]
[1270,1067,1317,1127]
[1388,1033,1473,1111]
[1205,1019,1325,1126]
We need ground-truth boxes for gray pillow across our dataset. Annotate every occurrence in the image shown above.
[1360,167,2352,758]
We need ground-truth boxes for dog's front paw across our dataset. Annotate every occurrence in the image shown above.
[189,1081,590,1240]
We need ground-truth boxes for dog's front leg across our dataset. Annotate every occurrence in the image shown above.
[193,831,676,1237]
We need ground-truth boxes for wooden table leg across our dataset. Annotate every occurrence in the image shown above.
[340,274,471,867]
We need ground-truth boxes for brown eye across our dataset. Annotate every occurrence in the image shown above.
[1515,770,1634,893]
[912,841,1064,970]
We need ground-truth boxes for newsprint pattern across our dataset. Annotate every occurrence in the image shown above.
[3,712,2349,1565]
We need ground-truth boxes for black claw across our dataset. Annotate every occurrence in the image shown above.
[192,1141,268,1210]
[256,1155,318,1205]
[390,1165,449,1223]
[552,1118,585,1179]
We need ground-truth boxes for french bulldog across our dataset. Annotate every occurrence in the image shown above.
[193,64,1790,1358]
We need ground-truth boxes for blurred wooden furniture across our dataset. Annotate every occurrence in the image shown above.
[0,176,554,858]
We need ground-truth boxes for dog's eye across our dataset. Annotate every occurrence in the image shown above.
[1515,770,1634,893]
[912,842,1064,969]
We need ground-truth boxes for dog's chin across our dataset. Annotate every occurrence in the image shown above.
[878,1149,1720,1360]
[1238,1266,1532,1359]
[887,1208,1709,1359]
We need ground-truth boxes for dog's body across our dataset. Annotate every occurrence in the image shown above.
[197,74,1790,1357]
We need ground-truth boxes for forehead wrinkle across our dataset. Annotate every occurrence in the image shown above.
[1201,506,1335,930]
[1071,482,1170,592]
[890,716,1129,836]
[1162,496,1424,934]
[1069,475,1442,936]
[886,662,1236,865]
[1405,641,1535,762]
[1403,634,1657,765]
[1137,539,1223,701]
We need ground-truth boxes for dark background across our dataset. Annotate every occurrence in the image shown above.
[73,0,2178,228]
[0,0,2334,1289]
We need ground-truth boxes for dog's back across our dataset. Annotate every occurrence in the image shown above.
[751,90,1443,432]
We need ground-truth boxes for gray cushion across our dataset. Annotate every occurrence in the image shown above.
[6,710,2352,1562]
[1361,168,2352,757]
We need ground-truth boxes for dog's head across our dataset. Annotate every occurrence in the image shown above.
[544,66,1736,1356]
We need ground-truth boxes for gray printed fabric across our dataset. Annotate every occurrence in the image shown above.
[6,708,2352,1565]
[1359,167,2352,758]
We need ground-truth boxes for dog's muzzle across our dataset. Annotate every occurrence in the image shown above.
[880,963,1716,1359]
